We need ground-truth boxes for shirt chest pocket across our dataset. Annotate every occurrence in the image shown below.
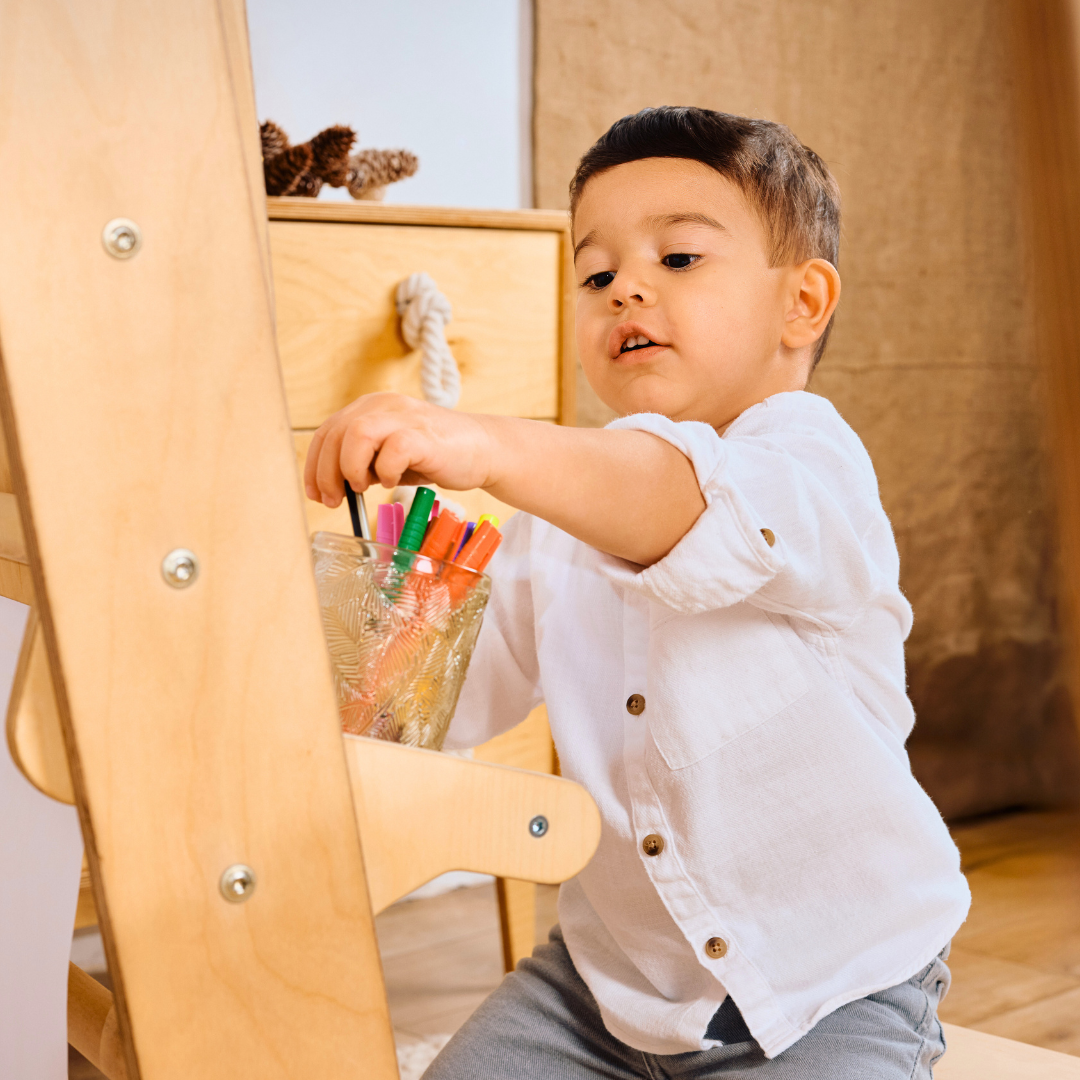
[646,606,810,770]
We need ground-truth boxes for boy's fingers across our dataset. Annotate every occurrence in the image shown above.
[372,428,424,491]
[315,425,348,507]
[303,425,329,499]
[339,426,378,493]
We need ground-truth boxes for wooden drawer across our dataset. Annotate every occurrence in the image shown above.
[268,201,574,430]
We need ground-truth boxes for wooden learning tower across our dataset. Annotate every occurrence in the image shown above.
[0,3,1078,1079]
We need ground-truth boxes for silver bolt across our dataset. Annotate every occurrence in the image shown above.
[219,864,257,903]
[161,548,199,588]
[102,218,142,259]
[529,815,549,838]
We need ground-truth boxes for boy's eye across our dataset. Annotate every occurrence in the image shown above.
[583,270,616,290]
[662,253,698,269]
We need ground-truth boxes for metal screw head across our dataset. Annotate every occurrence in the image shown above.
[102,218,142,259]
[220,864,257,903]
[161,548,199,588]
[529,815,549,838]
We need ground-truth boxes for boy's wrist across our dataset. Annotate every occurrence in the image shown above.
[471,412,522,494]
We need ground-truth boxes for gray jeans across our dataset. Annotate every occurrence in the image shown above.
[423,926,951,1079]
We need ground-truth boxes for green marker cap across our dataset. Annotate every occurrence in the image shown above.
[397,486,437,553]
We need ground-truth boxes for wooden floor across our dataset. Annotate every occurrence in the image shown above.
[938,809,1080,1055]
[70,808,1080,1076]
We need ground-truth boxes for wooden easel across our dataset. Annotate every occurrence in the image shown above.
[0,3,599,1077]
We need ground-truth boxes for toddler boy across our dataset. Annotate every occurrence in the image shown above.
[305,106,970,1078]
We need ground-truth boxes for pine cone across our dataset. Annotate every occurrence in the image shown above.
[309,125,356,187]
[264,142,314,197]
[260,119,289,160]
[292,171,324,198]
[346,149,419,199]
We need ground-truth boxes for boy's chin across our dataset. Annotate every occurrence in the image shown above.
[602,382,701,422]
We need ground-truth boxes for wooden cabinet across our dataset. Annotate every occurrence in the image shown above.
[267,198,576,538]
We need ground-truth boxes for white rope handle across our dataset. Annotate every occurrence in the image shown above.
[395,272,462,408]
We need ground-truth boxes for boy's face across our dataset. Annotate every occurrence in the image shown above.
[573,157,838,427]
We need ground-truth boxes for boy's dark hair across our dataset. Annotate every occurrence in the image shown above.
[570,107,842,365]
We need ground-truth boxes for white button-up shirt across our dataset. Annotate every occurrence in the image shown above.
[447,391,970,1059]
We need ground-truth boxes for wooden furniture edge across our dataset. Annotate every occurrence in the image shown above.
[5,609,74,803]
[558,229,578,426]
[68,962,129,1080]
[0,490,26,563]
[345,735,600,913]
[938,1022,1080,1077]
[267,197,570,232]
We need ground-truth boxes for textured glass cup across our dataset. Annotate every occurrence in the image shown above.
[312,531,492,750]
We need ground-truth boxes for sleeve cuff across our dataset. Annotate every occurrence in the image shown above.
[602,413,787,614]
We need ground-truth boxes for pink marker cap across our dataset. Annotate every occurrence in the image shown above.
[376,503,396,545]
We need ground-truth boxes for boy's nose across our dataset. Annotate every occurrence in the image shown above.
[609,276,654,309]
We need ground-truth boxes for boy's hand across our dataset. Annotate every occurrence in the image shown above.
[304,391,705,566]
[304,393,496,508]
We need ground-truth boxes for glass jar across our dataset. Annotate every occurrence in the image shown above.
[311,531,492,750]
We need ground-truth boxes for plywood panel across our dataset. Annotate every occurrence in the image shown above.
[533,0,1080,818]
[0,2,397,1077]
[271,220,561,427]
[346,736,601,913]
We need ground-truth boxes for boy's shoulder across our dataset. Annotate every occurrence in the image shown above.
[728,391,876,469]
[727,389,848,437]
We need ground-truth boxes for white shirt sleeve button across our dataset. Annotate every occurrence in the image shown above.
[705,937,728,959]
[642,834,665,856]
[760,528,776,547]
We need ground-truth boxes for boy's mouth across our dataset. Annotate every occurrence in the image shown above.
[610,324,668,359]
[620,334,660,354]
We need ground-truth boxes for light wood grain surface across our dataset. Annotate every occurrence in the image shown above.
[5,610,72,803]
[0,555,33,604]
[938,1023,1080,1078]
[268,198,569,232]
[475,707,557,971]
[68,962,128,1080]
[271,220,562,426]
[345,735,600,914]
[0,490,26,563]
[941,810,1080,1057]
[0,2,398,1077]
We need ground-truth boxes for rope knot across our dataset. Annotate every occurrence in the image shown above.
[395,272,461,408]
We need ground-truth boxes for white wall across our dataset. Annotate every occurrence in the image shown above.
[247,0,531,209]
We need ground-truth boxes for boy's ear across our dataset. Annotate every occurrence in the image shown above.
[781,259,841,351]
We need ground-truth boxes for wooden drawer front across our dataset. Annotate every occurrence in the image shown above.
[270,220,562,428]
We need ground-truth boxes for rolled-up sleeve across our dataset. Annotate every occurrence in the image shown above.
[603,400,895,630]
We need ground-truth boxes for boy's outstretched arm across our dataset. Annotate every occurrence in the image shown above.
[304,393,705,567]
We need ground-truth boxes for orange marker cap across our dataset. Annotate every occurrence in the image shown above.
[419,509,463,562]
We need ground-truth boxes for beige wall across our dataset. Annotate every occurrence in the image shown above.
[534,0,1080,818]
